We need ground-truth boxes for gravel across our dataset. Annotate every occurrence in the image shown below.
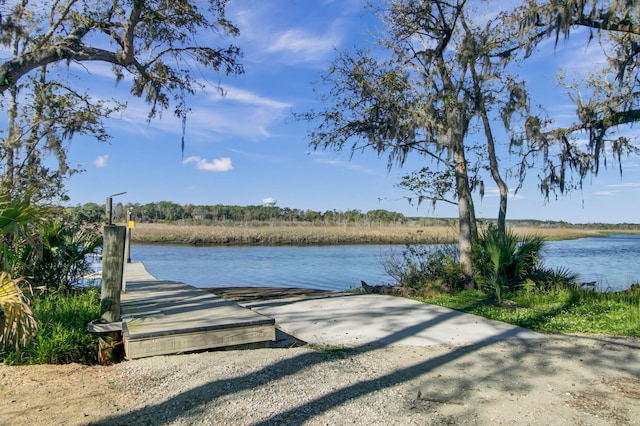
[1,334,639,425]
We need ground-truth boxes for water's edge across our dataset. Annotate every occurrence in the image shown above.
[126,234,640,292]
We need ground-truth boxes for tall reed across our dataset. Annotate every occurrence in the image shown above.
[127,222,616,246]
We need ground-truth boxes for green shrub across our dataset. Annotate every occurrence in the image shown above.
[2,288,101,365]
[21,219,102,291]
[524,266,580,291]
[382,244,465,294]
[472,225,547,301]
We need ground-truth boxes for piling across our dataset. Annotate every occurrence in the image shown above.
[100,225,126,361]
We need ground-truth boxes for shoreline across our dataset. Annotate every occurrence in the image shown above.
[128,222,640,246]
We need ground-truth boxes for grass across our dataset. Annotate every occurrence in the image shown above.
[1,282,638,366]
[2,218,638,366]
[130,223,457,245]
[1,287,101,365]
[419,286,640,337]
[127,222,632,246]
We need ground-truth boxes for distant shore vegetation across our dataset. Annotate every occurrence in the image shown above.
[67,202,640,246]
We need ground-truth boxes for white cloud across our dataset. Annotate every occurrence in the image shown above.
[94,155,109,168]
[267,28,340,62]
[105,80,292,141]
[311,153,378,175]
[594,190,620,196]
[182,156,233,172]
[605,182,640,188]
[559,35,609,77]
[483,187,525,200]
[229,2,347,65]
[622,162,640,170]
[70,61,126,81]
[217,85,291,109]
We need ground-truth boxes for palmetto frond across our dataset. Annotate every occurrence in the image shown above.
[0,272,37,352]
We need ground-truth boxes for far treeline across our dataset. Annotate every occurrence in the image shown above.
[66,202,640,229]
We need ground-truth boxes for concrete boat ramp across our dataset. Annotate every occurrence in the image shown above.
[118,262,543,360]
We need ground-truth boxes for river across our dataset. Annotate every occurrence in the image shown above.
[540,233,640,291]
[127,234,639,292]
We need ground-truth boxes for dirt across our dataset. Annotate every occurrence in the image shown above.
[1,289,639,425]
[0,333,638,425]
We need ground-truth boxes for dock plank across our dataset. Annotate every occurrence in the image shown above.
[121,263,275,359]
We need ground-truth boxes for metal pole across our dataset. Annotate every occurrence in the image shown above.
[106,196,113,225]
[106,192,127,225]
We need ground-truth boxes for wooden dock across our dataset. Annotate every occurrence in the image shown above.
[120,263,276,360]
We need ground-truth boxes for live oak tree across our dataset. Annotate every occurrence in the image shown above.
[0,0,243,202]
[398,10,538,237]
[505,0,639,198]
[302,0,539,285]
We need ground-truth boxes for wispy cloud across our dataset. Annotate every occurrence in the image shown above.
[312,153,378,175]
[555,35,609,77]
[267,27,341,63]
[594,182,640,196]
[605,182,640,188]
[182,84,291,140]
[182,156,233,172]
[70,61,126,82]
[94,155,109,168]
[104,82,291,141]
[594,190,620,196]
[229,2,346,65]
[217,86,291,109]
[622,162,640,170]
[483,187,525,200]
[229,148,289,164]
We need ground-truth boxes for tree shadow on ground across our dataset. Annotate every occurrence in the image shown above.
[95,306,544,425]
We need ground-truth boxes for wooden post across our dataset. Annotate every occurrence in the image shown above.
[101,225,126,322]
[100,225,126,362]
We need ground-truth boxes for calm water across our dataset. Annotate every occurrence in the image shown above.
[130,234,640,292]
[130,244,394,291]
[541,234,640,291]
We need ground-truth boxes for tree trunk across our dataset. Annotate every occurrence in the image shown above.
[468,56,509,235]
[4,84,18,197]
[453,141,474,288]
[484,114,508,235]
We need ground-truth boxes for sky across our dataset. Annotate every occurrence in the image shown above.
[14,0,640,223]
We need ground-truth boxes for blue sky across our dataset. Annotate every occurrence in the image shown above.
[50,1,639,223]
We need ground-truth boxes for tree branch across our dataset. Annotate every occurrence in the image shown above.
[36,0,80,50]
[120,0,142,64]
[574,15,640,36]
[551,108,640,136]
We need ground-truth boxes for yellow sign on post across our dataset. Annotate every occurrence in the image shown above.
[128,221,135,229]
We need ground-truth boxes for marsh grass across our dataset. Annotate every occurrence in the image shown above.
[128,222,623,246]
[420,286,640,337]
[130,223,456,245]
